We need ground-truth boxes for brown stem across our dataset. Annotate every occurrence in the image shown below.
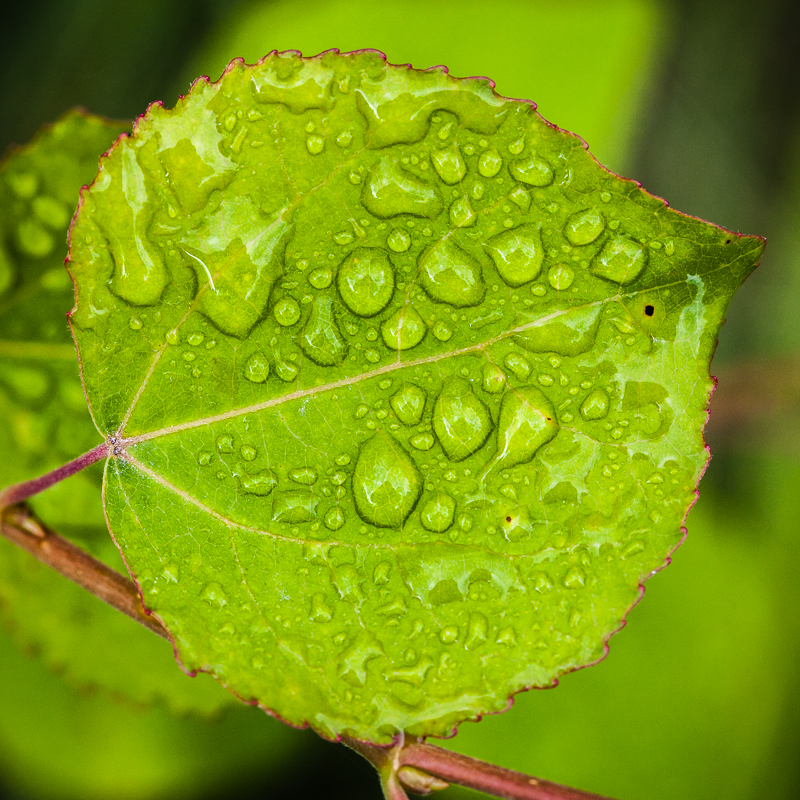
[0,503,168,640]
[0,443,109,508]
[2,504,615,800]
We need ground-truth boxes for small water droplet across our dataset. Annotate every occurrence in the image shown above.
[182,350,196,362]
[548,264,574,290]
[439,626,459,644]
[592,236,648,284]
[239,469,278,496]
[202,582,228,607]
[290,467,318,485]
[390,384,427,425]
[362,157,442,218]
[308,267,333,289]
[563,565,586,588]
[387,229,411,253]
[432,320,452,341]
[580,388,609,420]
[410,432,435,451]
[482,364,506,393]
[244,351,270,383]
[240,445,257,461]
[600,191,612,203]
[337,247,395,317]
[166,329,179,345]
[431,146,466,184]
[216,434,234,454]
[324,505,345,531]
[420,492,456,532]
[503,352,531,381]
[197,449,213,466]
[665,239,675,256]
[310,593,333,622]
[510,155,553,186]
[306,134,325,155]
[419,239,484,307]
[449,196,476,227]
[129,317,142,331]
[565,209,605,246]
[484,225,544,287]
[478,149,503,178]
[496,627,517,646]
[381,305,426,351]
[336,130,353,147]
[537,373,554,387]
[301,295,348,365]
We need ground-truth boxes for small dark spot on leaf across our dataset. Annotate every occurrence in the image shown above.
[725,238,732,244]
[505,516,512,523]
[644,304,655,317]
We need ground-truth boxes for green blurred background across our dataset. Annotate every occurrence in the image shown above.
[1,1,799,798]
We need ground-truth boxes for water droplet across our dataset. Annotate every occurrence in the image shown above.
[240,445,257,461]
[274,296,301,326]
[482,364,506,393]
[515,304,601,357]
[32,196,69,230]
[484,225,544,287]
[216,434,234,454]
[166,329,179,345]
[439,626,459,644]
[381,305,427,351]
[531,285,546,297]
[324,505,345,531]
[496,627,517,646]
[487,386,558,472]
[665,239,675,256]
[275,359,298,381]
[432,320,452,341]
[503,352,531,380]
[387,229,411,253]
[390,384,427,425]
[310,593,332,622]
[409,432,434,451]
[466,613,488,648]
[478,149,503,177]
[510,155,553,186]
[352,433,423,528]
[244,351,270,383]
[362,157,442,218]
[420,492,456,532]
[563,565,585,588]
[600,191,612,203]
[431,146,466,184]
[337,247,394,317]
[580,388,609,420]
[272,491,319,523]
[509,186,530,211]
[449,196,476,227]
[365,348,380,363]
[565,209,605,245]
[306,134,325,155]
[433,378,492,462]
[128,317,142,331]
[17,218,54,258]
[301,295,347,365]
[202,582,227,607]
[336,130,353,147]
[308,267,333,288]
[437,120,455,140]
[591,236,648,284]
[290,467,318,485]
[548,263,574,290]
[418,239,484,307]
[238,468,278,496]
[334,231,354,246]
[197,449,213,466]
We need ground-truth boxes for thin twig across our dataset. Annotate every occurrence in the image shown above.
[0,503,168,640]
[1,503,616,800]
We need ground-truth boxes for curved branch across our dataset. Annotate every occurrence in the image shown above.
[0,503,168,640]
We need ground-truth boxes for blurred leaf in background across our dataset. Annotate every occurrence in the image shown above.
[1,1,799,799]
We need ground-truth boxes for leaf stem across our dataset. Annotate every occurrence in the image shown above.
[343,736,615,800]
[0,503,168,640]
[0,443,109,508]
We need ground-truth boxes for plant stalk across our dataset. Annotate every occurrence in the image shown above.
[0,503,168,640]
[0,443,109,508]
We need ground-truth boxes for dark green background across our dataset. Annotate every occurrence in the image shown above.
[1,1,799,798]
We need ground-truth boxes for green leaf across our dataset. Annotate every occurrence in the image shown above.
[0,111,235,713]
[66,51,764,741]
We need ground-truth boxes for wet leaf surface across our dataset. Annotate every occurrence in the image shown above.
[67,52,764,741]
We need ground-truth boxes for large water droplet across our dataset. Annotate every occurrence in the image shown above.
[433,378,492,462]
[387,229,411,252]
[591,236,648,284]
[565,209,605,245]
[548,263,574,290]
[239,469,278,496]
[301,295,348,365]
[244,351,270,383]
[420,493,456,532]
[478,149,503,178]
[289,467,318,485]
[419,239,484,307]
[390,384,427,425]
[431,146,466,184]
[449,196,476,227]
[510,155,553,186]
[337,247,395,317]
[486,386,558,472]
[362,157,442,219]
[381,305,427,351]
[272,491,319,523]
[274,296,301,326]
[308,267,333,289]
[580,388,609,420]
[515,305,601,357]
[352,433,422,528]
[484,225,544,287]
[306,134,325,155]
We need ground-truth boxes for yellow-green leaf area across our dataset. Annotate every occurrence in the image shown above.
[66,52,764,742]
